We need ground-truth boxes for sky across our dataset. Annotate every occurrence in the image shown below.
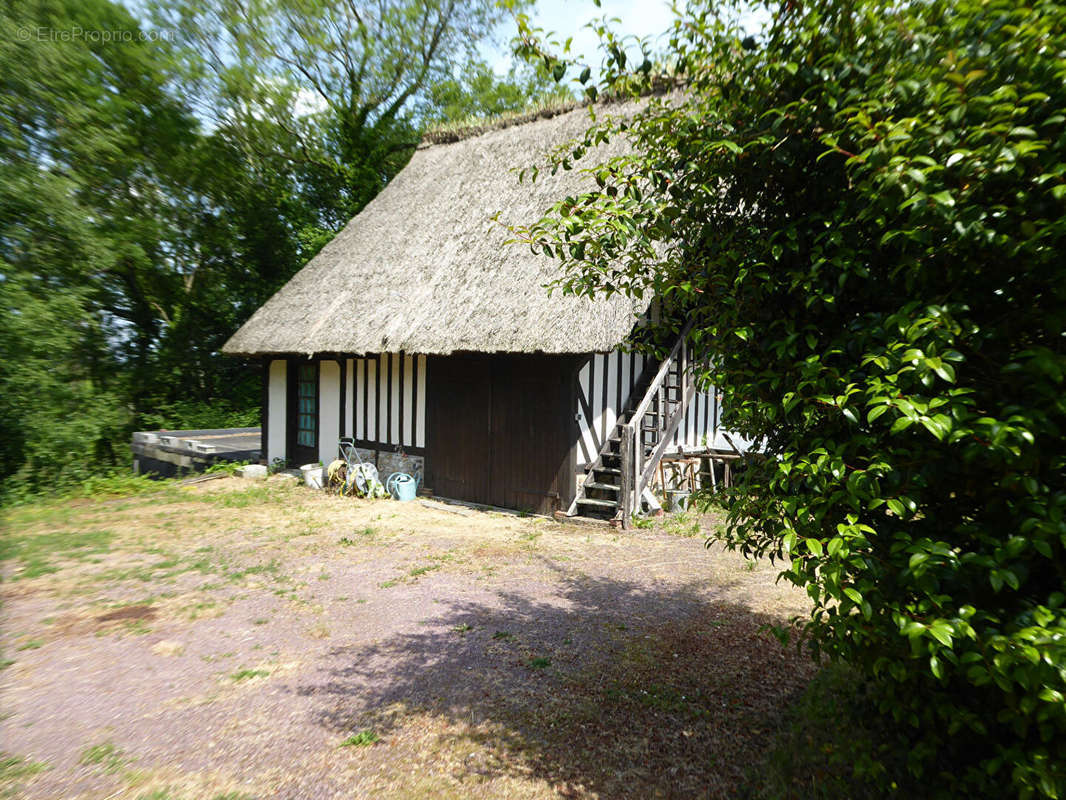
[487,0,769,78]
[482,0,676,78]
[526,0,678,65]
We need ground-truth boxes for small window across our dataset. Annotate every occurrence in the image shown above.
[296,363,317,447]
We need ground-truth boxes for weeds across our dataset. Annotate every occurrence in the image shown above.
[407,563,442,579]
[663,512,702,538]
[339,730,379,747]
[230,669,269,682]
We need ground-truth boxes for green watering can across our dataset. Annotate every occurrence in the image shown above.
[386,472,419,502]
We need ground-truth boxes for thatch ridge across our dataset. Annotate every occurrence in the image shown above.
[420,76,682,147]
[421,96,581,146]
[222,101,649,358]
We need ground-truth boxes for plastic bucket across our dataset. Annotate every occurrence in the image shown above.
[301,464,324,490]
[666,489,690,512]
[386,472,419,502]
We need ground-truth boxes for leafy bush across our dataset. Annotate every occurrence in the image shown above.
[0,274,129,501]
[517,0,1066,795]
[137,400,259,432]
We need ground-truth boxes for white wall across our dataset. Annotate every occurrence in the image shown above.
[318,360,341,465]
[267,360,287,465]
[344,358,354,439]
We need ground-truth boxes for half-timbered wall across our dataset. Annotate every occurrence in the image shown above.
[576,350,651,467]
[576,350,728,467]
[348,353,427,453]
[670,387,724,451]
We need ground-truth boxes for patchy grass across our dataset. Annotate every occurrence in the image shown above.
[0,752,49,792]
[0,528,114,580]
[1,478,813,799]
[79,742,127,774]
[136,791,253,800]
[198,485,279,509]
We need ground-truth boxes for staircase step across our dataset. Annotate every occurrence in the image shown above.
[583,481,620,493]
[576,497,618,509]
[592,466,621,475]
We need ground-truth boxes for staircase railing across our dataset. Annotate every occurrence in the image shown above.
[619,321,696,528]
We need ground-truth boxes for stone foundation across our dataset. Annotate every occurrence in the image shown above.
[341,447,423,484]
[377,451,423,483]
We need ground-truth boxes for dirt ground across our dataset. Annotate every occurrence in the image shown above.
[1,477,815,800]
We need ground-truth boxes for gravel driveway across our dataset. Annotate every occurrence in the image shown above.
[1,477,814,799]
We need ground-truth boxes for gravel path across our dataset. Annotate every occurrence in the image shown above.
[1,478,814,799]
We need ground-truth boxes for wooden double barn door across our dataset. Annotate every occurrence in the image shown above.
[425,353,577,515]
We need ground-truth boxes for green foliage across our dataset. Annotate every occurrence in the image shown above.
[2,0,553,497]
[516,0,1066,795]
[153,0,553,228]
[138,402,259,434]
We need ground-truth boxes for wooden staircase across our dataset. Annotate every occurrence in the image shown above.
[573,324,696,525]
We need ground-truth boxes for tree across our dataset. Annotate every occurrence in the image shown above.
[0,0,199,492]
[1,0,557,491]
[514,0,1066,795]
[153,0,553,230]
[139,0,558,421]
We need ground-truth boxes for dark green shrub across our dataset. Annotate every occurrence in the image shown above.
[516,0,1066,794]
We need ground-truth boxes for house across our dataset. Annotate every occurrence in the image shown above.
[222,102,740,523]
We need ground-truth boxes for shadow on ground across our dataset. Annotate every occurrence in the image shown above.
[296,560,815,798]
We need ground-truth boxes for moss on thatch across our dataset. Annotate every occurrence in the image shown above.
[223,101,650,358]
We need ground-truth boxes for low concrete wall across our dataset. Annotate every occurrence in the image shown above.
[131,428,261,478]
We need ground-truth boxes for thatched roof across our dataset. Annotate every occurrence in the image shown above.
[222,101,649,357]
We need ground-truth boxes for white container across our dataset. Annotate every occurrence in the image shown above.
[666,489,691,512]
[300,464,324,490]
[236,464,268,480]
